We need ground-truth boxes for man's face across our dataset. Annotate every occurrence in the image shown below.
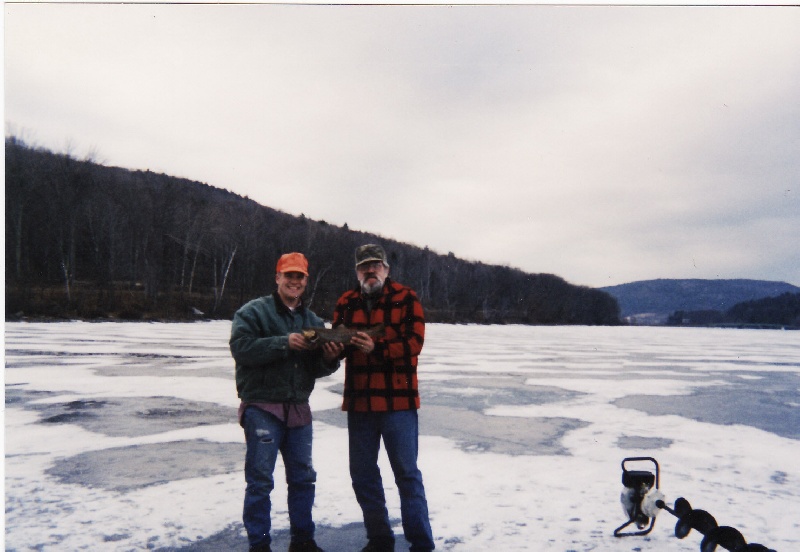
[357,261,389,295]
[276,271,307,304]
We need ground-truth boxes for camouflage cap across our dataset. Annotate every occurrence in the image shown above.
[355,244,389,268]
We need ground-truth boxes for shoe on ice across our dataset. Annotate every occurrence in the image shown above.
[360,540,395,552]
[288,539,325,552]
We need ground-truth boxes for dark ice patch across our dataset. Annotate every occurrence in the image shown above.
[616,435,673,450]
[328,375,582,414]
[613,373,800,440]
[4,346,231,379]
[153,521,408,552]
[5,387,56,405]
[45,440,244,491]
[40,399,110,424]
[137,406,207,420]
[322,376,587,455]
[770,471,788,485]
[41,411,99,424]
[425,377,584,411]
[103,533,131,542]
[99,357,233,379]
[15,393,237,438]
[317,405,587,456]
[67,399,108,409]
[423,405,588,455]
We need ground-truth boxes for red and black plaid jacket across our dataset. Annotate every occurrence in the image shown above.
[333,278,425,412]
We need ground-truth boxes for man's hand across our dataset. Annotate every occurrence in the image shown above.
[321,341,345,363]
[288,332,314,351]
[350,331,376,354]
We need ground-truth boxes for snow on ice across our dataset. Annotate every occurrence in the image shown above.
[4,322,799,551]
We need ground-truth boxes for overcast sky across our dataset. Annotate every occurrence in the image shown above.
[5,3,799,288]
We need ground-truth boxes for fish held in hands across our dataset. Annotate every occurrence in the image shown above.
[302,324,385,344]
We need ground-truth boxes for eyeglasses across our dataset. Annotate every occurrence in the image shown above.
[357,261,384,272]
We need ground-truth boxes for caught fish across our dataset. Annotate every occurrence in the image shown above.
[302,324,385,344]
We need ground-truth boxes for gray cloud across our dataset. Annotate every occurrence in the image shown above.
[5,4,799,287]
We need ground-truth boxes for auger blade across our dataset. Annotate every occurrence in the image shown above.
[742,544,776,552]
[675,509,718,539]
[675,514,692,539]
[700,526,746,552]
[673,497,692,517]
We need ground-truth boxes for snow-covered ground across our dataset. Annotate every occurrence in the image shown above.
[4,321,799,551]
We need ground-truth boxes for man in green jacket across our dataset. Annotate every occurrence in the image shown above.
[230,252,344,552]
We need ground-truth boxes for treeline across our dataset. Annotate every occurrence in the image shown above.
[667,292,800,329]
[5,137,621,325]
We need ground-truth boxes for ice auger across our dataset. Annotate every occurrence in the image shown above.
[613,457,776,551]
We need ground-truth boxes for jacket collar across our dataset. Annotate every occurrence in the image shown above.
[272,291,305,315]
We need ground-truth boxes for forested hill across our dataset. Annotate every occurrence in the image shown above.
[5,137,621,324]
[602,279,800,323]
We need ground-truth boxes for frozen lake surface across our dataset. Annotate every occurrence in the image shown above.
[4,321,799,551]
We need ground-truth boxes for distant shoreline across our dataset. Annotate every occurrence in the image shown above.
[5,316,798,330]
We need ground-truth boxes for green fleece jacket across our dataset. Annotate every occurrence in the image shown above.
[230,292,339,403]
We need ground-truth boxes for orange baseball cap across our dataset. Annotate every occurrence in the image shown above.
[276,252,309,276]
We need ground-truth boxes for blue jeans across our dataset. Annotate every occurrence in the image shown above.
[242,407,317,549]
[348,409,435,551]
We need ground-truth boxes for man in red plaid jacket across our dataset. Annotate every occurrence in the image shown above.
[333,244,435,552]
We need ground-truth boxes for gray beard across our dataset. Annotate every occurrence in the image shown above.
[360,279,384,296]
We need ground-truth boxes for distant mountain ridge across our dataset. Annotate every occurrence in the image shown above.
[600,279,800,323]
